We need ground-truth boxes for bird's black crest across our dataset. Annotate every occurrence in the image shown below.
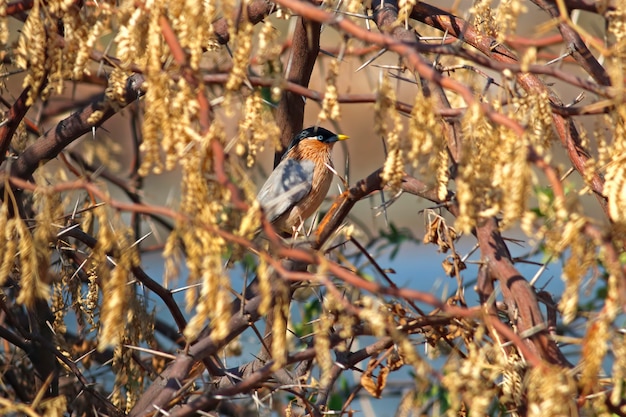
[287,126,336,151]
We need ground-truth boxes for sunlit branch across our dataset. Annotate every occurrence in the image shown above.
[410,1,610,217]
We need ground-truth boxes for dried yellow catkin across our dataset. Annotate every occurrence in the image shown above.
[271,282,290,370]
[257,257,272,315]
[319,59,341,122]
[0,1,7,45]
[258,19,282,71]
[604,105,626,224]
[237,92,280,167]
[15,3,47,105]
[39,395,67,417]
[226,21,253,91]
[376,75,404,189]
[495,0,527,44]
[470,0,498,40]
[314,310,334,386]
[398,0,416,26]
[407,89,447,197]
[0,205,15,287]
[14,221,43,307]
[98,227,139,350]
[238,200,261,238]
[442,344,502,416]
[526,366,577,417]
[558,218,594,324]
[611,335,626,405]
[456,104,496,233]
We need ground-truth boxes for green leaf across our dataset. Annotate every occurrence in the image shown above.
[327,392,344,411]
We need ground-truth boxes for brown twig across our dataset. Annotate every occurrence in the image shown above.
[5,0,34,15]
[158,15,212,132]
[314,165,567,365]
[559,0,616,13]
[274,16,322,165]
[5,173,551,413]
[4,75,145,183]
[273,0,526,137]
[401,175,569,365]
[530,0,611,86]
[67,227,189,330]
[371,0,464,162]
[0,87,32,163]
[411,1,610,218]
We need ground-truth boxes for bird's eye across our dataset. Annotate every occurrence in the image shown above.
[317,135,324,141]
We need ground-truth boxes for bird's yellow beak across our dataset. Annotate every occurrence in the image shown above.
[337,134,349,141]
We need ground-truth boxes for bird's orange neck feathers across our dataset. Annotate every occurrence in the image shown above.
[287,140,333,164]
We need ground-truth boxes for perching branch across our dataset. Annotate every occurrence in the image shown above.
[3,75,145,182]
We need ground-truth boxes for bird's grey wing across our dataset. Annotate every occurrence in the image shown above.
[256,158,314,223]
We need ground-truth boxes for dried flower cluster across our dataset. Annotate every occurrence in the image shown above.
[237,92,282,167]
[455,103,528,232]
[376,75,405,189]
[2,0,626,415]
[495,0,527,44]
[470,0,498,40]
[319,59,342,122]
[408,90,447,196]
[14,0,109,104]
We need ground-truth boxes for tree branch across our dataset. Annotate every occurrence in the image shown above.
[3,75,145,183]
[274,17,322,165]
[411,2,610,217]
[530,0,611,86]
[0,87,32,163]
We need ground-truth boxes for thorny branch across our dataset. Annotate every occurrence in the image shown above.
[411,2,610,214]
[274,17,322,163]
[3,173,547,413]
[1,0,626,415]
[0,87,32,162]
[1,75,146,183]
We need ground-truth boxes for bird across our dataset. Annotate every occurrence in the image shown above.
[256,126,349,233]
